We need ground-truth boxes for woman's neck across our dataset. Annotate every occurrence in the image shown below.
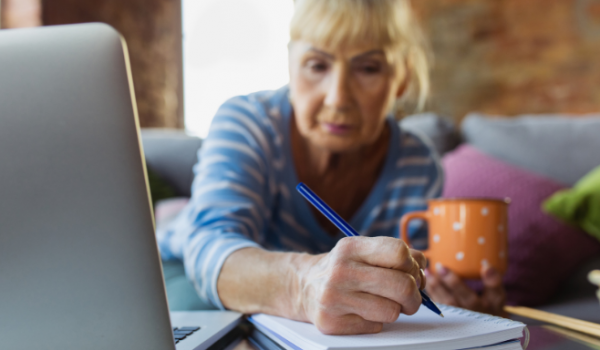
[291,120,390,177]
[291,118,390,235]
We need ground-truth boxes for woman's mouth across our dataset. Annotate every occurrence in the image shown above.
[322,123,354,135]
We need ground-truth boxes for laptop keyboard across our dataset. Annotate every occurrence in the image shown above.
[172,326,200,344]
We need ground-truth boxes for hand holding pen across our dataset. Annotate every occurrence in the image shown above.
[292,229,431,334]
[296,182,443,320]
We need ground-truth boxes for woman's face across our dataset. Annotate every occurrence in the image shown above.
[289,41,407,153]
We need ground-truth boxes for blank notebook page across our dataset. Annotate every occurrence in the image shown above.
[250,304,525,350]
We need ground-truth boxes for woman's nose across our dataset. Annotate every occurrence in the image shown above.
[324,69,352,111]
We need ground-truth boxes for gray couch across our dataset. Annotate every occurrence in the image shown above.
[140,114,600,323]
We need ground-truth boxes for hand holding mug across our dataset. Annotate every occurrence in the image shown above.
[400,198,509,315]
[424,263,507,316]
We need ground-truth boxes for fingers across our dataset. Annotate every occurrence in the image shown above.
[310,269,418,334]
[424,264,506,316]
[316,287,417,330]
[418,268,426,290]
[343,236,416,270]
[334,237,424,288]
[410,249,427,270]
[347,265,422,315]
[323,254,422,316]
[424,265,482,312]
[337,292,405,323]
[410,250,427,289]
[481,264,503,289]
[313,312,383,335]
[481,265,506,316]
[435,266,479,308]
[424,269,458,306]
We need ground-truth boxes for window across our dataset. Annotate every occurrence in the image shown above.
[182,0,294,137]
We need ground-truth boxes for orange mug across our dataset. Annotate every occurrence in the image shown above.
[400,198,509,279]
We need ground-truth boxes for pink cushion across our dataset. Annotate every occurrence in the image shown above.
[442,145,600,306]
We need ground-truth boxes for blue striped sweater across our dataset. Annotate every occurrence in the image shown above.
[157,86,443,309]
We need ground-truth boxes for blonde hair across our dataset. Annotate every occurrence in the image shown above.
[290,0,431,114]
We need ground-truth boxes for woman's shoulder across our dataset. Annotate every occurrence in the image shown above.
[388,122,444,194]
[215,86,290,127]
[396,125,440,159]
[202,86,291,163]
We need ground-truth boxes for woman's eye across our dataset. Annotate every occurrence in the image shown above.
[307,61,328,72]
[358,64,381,74]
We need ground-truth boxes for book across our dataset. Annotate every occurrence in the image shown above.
[249,304,527,350]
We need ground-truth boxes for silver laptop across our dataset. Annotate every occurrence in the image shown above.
[0,23,241,349]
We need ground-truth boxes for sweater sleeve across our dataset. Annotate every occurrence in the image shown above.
[156,96,274,309]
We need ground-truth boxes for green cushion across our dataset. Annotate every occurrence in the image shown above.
[147,166,176,207]
[543,165,600,241]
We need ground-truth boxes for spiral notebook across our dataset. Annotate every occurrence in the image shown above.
[249,305,526,350]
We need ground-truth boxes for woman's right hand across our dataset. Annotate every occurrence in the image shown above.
[293,236,426,335]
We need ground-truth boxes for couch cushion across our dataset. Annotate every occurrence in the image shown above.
[141,129,202,197]
[400,113,461,156]
[442,145,600,306]
[461,113,600,186]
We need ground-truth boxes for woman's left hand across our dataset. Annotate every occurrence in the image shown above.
[424,264,507,317]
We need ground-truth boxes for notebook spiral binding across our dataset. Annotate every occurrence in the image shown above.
[439,304,530,349]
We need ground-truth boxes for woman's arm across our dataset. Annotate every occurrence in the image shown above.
[156,96,273,308]
[217,248,306,317]
[218,236,427,335]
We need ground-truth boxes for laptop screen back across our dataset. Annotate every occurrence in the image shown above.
[0,24,174,349]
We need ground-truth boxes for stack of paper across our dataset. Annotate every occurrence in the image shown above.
[249,304,526,350]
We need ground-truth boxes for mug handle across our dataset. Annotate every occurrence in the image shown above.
[400,211,430,254]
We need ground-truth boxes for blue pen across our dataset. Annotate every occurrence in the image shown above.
[296,182,444,318]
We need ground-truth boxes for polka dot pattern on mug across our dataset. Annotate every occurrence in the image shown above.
[413,199,508,279]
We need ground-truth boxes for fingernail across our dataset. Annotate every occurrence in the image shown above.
[435,263,448,276]
[416,277,422,289]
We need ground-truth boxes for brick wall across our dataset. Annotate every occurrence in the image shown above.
[413,0,600,120]
[4,0,600,124]
[41,0,184,128]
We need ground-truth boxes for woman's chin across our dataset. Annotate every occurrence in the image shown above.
[309,134,362,154]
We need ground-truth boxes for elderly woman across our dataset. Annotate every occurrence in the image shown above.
[158,0,505,335]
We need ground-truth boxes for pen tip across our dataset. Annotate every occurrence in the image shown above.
[440,313,444,318]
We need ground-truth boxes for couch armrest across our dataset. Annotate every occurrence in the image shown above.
[141,129,202,197]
